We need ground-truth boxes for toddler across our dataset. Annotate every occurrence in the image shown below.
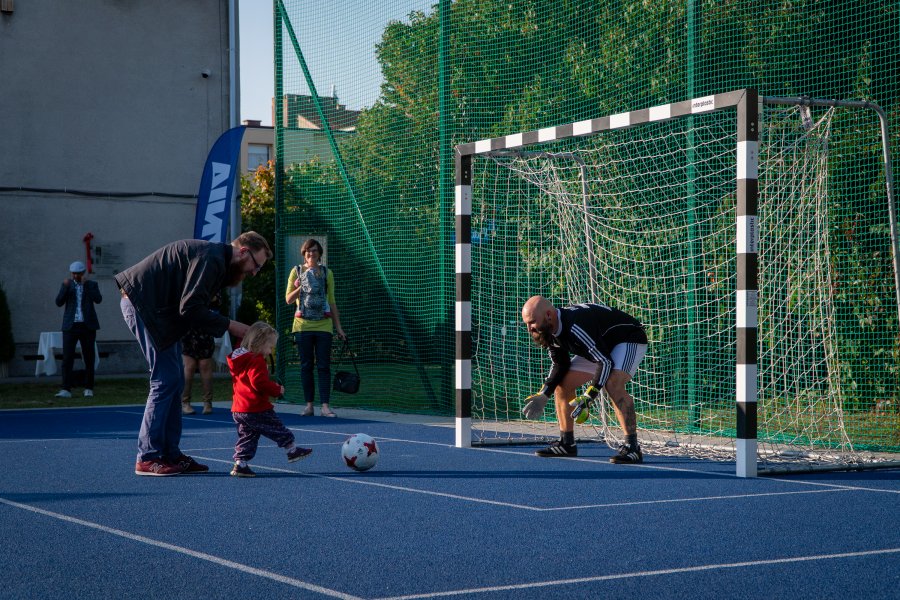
[228,321,312,477]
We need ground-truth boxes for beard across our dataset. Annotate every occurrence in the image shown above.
[529,321,554,348]
[225,262,247,287]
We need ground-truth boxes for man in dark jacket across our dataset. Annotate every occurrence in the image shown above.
[55,261,102,399]
[115,232,272,476]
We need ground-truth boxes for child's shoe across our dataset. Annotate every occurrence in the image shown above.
[287,447,313,463]
[230,463,256,477]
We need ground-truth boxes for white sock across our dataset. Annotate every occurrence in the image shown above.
[237,460,248,468]
[284,443,296,454]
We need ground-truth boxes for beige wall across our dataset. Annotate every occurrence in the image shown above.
[0,0,233,376]
[239,124,355,174]
[241,125,274,173]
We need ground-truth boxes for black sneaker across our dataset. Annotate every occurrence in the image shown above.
[230,463,255,477]
[610,444,643,464]
[174,454,209,474]
[287,447,313,463]
[535,440,578,457]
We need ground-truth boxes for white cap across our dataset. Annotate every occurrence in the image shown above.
[69,261,86,273]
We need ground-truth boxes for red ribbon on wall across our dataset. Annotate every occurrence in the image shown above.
[83,232,94,274]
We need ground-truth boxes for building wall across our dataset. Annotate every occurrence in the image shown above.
[239,123,357,178]
[240,123,274,173]
[282,128,354,165]
[0,0,234,376]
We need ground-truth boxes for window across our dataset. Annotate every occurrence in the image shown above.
[247,144,271,171]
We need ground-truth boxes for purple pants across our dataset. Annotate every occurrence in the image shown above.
[232,410,295,462]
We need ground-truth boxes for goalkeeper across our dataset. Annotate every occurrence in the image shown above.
[521,295,648,463]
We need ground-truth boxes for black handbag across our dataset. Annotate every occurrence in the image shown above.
[332,339,360,394]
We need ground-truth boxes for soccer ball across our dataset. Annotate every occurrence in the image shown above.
[341,433,379,472]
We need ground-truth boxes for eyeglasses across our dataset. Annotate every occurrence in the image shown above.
[244,247,263,274]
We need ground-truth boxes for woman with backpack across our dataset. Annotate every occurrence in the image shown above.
[285,238,347,417]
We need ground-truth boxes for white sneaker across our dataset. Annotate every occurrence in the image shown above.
[83,389,94,398]
[55,390,72,398]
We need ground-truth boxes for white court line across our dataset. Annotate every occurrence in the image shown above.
[191,457,854,512]
[545,487,853,510]
[374,547,900,599]
[0,438,84,444]
[194,457,542,510]
[473,445,900,495]
[752,476,900,495]
[2,496,896,600]
[0,496,362,600]
[17,411,900,497]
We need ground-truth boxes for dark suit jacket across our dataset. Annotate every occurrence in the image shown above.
[56,280,102,331]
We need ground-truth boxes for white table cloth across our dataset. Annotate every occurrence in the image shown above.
[35,332,100,377]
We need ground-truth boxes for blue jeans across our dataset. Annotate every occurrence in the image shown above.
[121,297,185,462]
[294,331,332,404]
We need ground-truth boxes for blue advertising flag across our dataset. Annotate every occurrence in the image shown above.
[193,125,247,242]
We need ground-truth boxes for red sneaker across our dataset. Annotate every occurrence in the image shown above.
[135,459,182,476]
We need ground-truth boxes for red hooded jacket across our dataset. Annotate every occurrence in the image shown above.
[227,348,282,412]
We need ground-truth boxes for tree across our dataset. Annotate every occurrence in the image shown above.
[238,162,277,325]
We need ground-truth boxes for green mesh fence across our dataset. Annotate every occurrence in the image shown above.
[273,0,900,455]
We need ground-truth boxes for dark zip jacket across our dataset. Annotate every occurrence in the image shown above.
[114,240,232,351]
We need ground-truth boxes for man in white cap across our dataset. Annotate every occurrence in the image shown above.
[55,260,102,398]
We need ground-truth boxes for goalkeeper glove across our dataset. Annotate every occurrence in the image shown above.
[569,385,601,423]
[522,392,551,420]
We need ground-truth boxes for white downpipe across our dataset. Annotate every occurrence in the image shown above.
[228,0,242,319]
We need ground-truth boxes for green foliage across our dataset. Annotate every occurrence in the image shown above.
[238,162,277,326]
[277,0,900,428]
[0,281,13,363]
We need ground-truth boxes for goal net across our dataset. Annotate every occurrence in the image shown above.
[455,90,900,476]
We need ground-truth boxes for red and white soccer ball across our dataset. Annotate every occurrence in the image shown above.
[341,433,379,472]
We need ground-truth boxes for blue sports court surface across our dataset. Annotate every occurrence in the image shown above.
[1,404,897,599]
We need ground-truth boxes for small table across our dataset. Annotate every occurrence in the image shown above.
[35,332,100,377]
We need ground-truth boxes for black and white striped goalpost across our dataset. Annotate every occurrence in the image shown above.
[454,89,761,476]
[455,150,473,448]
[735,90,759,478]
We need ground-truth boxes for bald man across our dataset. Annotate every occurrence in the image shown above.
[521,295,648,463]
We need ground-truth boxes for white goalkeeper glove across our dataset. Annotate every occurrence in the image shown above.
[522,392,551,420]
